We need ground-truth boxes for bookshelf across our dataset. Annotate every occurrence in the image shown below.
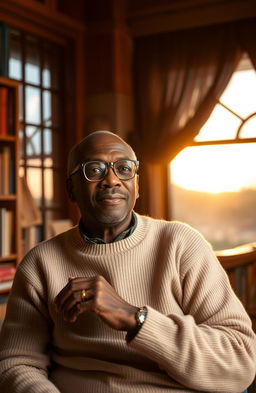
[0,77,20,295]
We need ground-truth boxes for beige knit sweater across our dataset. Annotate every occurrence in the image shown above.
[0,214,255,393]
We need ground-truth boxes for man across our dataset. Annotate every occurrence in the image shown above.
[0,130,255,393]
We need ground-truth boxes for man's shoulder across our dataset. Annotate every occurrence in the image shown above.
[136,213,208,244]
[136,213,196,232]
[21,225,78,260]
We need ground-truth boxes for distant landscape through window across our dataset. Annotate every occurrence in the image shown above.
[170,53,256,250]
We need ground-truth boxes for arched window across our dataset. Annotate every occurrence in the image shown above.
[170,53,256,250]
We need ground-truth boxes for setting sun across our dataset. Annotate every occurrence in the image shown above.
[170,143,256,194]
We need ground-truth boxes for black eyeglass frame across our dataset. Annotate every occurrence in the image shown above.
[69,159,139,182]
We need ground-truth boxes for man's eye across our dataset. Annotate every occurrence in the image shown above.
[117,165,132,173]
[86,165,104,176]
[92,167,102,173]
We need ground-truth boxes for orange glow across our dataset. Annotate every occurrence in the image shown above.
[170,144,256,194]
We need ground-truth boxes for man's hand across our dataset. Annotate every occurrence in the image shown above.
[54,276,138,332]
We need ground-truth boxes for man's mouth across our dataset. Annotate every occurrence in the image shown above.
[96,190,127,202]
[97,195,126,204]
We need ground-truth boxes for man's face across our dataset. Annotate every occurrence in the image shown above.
[68,133,139,231]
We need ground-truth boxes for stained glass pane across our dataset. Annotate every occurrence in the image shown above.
[9,30,22,80]
[43,129,52,155]
[43,90,52,126]
[25,36,40,85]
[26,125,41,155]
[195,104,241,142]
[25,86,41,124]
[220,69,256,119]
[44,168,62,207]
[43,43,59,89]
[239,116,256,139]
[27,158,42,167]
[19,85,23,121]
[27,167,42,206]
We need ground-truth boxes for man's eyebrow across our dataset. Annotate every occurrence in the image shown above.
[81,157,134,162]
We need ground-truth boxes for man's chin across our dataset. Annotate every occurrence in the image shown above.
[95,211,130,227]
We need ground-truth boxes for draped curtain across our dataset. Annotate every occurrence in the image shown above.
[238,19,256,68]
[130,23,242,218]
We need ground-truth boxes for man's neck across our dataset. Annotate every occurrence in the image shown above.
[81,213,134,243]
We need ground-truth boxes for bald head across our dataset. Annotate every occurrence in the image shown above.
[67,131,136,177]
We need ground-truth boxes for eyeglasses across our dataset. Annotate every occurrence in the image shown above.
[69,159,139,182]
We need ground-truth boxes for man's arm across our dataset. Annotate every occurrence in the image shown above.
[0,267,61,393]
[127,228,256,393]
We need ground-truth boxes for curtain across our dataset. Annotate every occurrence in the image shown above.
[239,19,256,68]
[130,23,241,217]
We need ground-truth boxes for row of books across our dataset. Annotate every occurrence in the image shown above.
[0,145,15,194]
[0,207,14,257]
[0,86,14,136]
[0,263,15,291]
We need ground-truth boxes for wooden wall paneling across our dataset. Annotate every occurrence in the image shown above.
[128,0,256,36]
[0,0,85,43]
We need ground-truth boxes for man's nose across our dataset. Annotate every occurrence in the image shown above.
[101,166,121,187]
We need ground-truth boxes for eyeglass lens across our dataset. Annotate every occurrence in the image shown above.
[83,160,137,181]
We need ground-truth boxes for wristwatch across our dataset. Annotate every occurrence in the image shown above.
[126,306,148,343]
[135,306,148,328]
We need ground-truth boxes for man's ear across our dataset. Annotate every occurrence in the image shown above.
[66,177,76,202]
[136,174,139,200]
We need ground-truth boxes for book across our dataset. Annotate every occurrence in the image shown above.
[9,150,15,194]
[0,208,13,257]
[0,23,9,77]
[0,280,13,291]
[0,87,8,135]
[7,88,14,135]
[0,263,16,282]
[0,145,10,194]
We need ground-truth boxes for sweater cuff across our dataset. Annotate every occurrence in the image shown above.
[126,305,173,351]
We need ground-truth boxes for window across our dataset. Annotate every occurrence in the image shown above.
[170,53,256,250]
[9,28,65,241]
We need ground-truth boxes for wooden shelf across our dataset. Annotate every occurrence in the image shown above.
[0,254,18,263]
[0,195,17,201]
[0,78,20,296]
[0,135,16,142]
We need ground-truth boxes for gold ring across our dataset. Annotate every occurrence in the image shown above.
[81,289,86,301]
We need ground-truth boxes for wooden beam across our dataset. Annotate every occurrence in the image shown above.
[128,0,256,36]
[0,0,85,43]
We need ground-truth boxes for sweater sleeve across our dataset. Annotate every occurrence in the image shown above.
[128,225,256,393]
[0,264,61,393]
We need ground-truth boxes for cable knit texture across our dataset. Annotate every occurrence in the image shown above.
[0,214,255,393]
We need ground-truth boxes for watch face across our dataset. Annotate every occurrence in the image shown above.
[138,313,146,324]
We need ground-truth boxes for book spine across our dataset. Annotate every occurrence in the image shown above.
[0,23,9,77]
[0,147,2,194]
[2,146,10,195]
[0,280,13,291]
[0,263,16,282]
[0,87,8,135]
[0,208,3,256]
[7,88,14,136]
[9,149,15,194]
[0,208,13,257]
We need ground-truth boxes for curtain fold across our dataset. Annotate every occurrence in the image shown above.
[238,19,256,69]
[131,23,242,217]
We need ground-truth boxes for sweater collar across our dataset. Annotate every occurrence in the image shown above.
[69,213,149,256]
[78,211,138,244]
